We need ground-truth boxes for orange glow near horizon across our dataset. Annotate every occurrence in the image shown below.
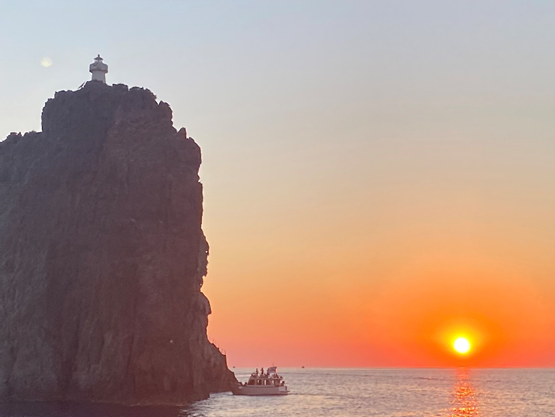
[204,251,555,367]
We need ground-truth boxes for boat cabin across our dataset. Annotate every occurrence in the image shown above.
[247,374,285,386]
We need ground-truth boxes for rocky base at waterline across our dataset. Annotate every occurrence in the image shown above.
[0,81,235,405]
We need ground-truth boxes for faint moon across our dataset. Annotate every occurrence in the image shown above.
[40,57,53,68]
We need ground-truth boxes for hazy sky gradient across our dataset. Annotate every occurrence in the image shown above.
[1,0,554,367]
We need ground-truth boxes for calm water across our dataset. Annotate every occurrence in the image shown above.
[1,368,554,417]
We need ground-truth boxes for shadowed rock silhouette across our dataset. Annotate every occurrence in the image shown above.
[0,81,234,405]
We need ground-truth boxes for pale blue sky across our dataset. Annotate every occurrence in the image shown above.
[1,0,554,279]
[1,0,555,364]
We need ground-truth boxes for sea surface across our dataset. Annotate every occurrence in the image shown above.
[1,368,554,417]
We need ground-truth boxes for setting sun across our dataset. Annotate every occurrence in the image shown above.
[453,337,471,354]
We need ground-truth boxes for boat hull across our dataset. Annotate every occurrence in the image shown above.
[232,384,289,396]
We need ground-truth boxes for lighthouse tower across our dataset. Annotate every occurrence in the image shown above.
[89,55,108,83]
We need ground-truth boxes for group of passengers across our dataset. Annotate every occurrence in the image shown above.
[241,368,284,386]
[251,368,282,378]
[253,367,266,377]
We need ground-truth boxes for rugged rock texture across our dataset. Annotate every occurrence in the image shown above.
[0,81,234,405]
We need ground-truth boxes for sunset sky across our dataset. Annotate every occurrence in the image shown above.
[1,0,554,367]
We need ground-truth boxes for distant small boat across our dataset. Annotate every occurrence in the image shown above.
[232,367,289,396]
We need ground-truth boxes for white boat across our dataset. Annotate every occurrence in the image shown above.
[232,367,289,396]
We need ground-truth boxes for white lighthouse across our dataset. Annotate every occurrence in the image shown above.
[89,54,108,83]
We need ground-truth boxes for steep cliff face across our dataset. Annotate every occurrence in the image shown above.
[0,81,234,405]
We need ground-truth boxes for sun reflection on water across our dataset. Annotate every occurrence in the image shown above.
[451,368,480,416]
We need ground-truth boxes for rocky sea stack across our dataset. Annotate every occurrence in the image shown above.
[0,81,235,405]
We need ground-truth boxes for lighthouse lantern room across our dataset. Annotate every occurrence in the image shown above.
[89,55,108,83]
